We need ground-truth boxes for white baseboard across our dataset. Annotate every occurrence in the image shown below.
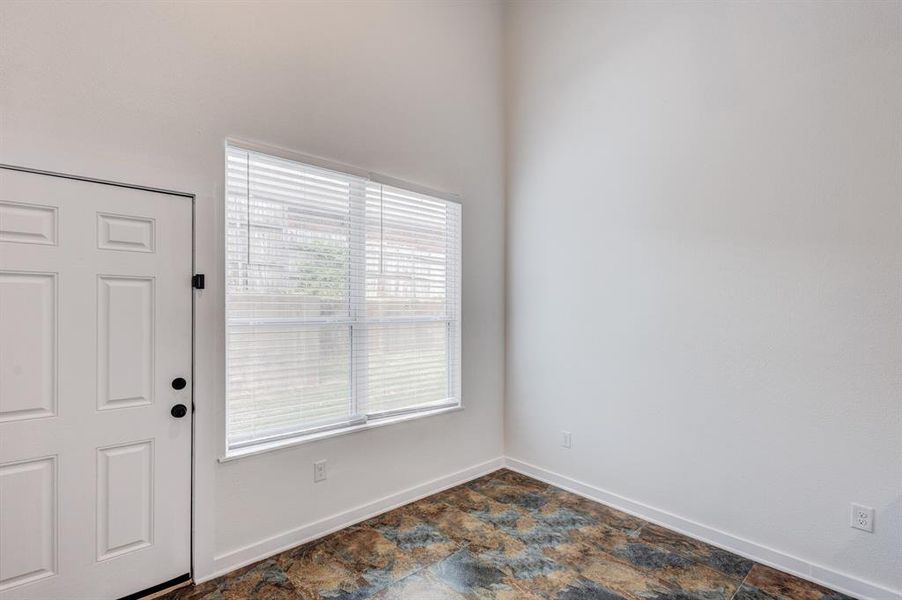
[504,457,901,600]
[200,456,505,583]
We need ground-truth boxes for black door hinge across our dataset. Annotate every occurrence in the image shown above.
[192,274,205,289]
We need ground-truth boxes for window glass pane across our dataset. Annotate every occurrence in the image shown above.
[364,321,451,414]
[227,149,354,321]
[226,147,363,448]
[365,184,451,319]
[225,144,461,450]
[227,324,351,445]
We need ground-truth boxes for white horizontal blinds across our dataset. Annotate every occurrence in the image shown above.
[363,184,461,415]
[226,147,366,448]
[225,144,461,449]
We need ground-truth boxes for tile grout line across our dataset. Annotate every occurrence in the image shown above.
[729,565,756,600]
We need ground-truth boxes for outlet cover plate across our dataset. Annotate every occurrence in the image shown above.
[314,460,327,483]
[561,431,572,449]
[851,503,874,533]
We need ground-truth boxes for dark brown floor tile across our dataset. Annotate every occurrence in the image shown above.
[431,484,496,510]
[373,519,459,562]
[507,567,585,598]
[436,485,519,514]
[544,540,603,569]
[529,499,601,534]
[742,564,857,600]
[553,577,630,600]
[653,561,739,599]
[487,469,552,490]
[565,545,677,600]
[428,547,533,599]
[733,583,782,600]
[467,476,552,512]
[501,512,578,548]
[544,489,645,533]
[471,539,570,585]
[159,580,220,600]
[460,493,596,550]
[358,501,425,527]
[175,558,298,600]
[462,472,504,491]
[370,570,470,599]
[427,503,527,553]
[567,523,740,598]
[320,524,457,590]
[637,522,754,579]
[275,538,375,599]
[433,486,534,534]
[569,523,636,554]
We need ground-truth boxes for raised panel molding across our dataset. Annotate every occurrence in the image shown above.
[0,202,57,245]
[96,441,154,561]
[97,213,155,253]
[97,276,154,410]
[0,456,58,591]
[0,271,57,422]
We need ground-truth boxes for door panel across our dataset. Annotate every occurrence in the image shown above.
[97,276,155,410]
[0,168,192,600]
[0,456,57,592]
[96,440,153,561]
[0,272,57,422]
[96,213,155,253]
[0,201,57,246]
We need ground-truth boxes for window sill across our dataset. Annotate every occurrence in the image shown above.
[219,404,463,463]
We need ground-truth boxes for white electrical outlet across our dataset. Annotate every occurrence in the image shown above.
[314,460,327,482]
[850,503,874,532]
[561,431,572,449]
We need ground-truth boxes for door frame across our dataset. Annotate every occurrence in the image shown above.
[0,163,197,596]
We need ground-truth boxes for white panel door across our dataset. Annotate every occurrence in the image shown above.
[0,167,192,600]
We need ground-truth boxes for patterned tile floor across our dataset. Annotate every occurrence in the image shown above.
[162,469,856,600]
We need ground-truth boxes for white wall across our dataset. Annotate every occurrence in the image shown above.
[0,0,505,580]
[505,0,901,596]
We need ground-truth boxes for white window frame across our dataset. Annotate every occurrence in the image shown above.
[222,139,462,460]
